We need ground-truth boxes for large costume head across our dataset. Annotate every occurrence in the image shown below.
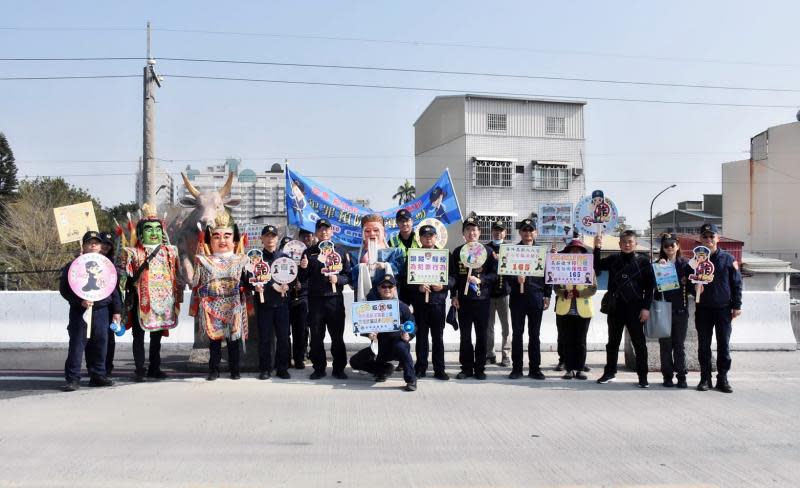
[135,203,167,246]
[203,210,242,255]
[361,213,387,249]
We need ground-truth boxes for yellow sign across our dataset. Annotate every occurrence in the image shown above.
[53,201,99,244]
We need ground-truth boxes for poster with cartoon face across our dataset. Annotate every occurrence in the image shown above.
[574,190,619,236]
[459,241,487,269]
[271,257,298,285]
[407,248,449,285]
[282,239,307,264]
[413,218,448,249]
[246,249,263,274]
[68,252,117,301]
[688,245,715,284]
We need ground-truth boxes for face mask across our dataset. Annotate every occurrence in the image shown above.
[492,239,503,245]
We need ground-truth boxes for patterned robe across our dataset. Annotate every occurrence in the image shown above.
[124,245,181,331]
[191,253,249,341]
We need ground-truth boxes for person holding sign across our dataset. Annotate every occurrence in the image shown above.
[280,235,310,369]
[449,217,497,380]
[593,230,655,388]
[388,209,421,304]
[693,223,742,393]
[654,233,693,388]
[507,219,552,380]
[553,239,597,380]
[251,225,292,380]
[486,221,512,368]
[408,224,452,380]
[349,214,404,302]
[299,218,352,380]
[59,231,122,392]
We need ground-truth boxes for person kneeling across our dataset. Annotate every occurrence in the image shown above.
[349,275,417,391]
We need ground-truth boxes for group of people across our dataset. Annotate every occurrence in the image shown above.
[60,203,743,394]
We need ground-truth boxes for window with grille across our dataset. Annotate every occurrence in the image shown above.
[473,160,512,188]
[531,162,570,190]
[546,116,565,135]
[487,113,507,132]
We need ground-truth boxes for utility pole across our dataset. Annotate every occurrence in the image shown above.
[142,21,161,207]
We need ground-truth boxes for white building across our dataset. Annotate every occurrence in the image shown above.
[722,120,800,269]
[179,159,286,226]
[414,94,587,245]
[135,158,175,212]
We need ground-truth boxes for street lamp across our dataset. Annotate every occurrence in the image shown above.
[649,184,677,261]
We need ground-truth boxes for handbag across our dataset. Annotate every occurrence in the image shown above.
[446,305,459,331]
[645,298,672,339]
[600,292,617,315]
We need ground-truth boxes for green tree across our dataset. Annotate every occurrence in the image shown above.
[392,180,416,205]
[104,201,139,227]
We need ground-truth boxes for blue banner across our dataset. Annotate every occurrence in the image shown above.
[286,167,462,248]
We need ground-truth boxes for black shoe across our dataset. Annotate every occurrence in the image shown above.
[554,362,564,372]
[309,370,326,380]
[62,381,80,392]
[696,379,711,391]
[574,371,588,380]
[676,376,688,389]
[562,371,574,380]
[258,371,271,380]
[474,372,487,380]
[276,370,291,380]
[415,369,427,378]
[374,374,387,382]
[583,366,592,372]
[528,370,546,380]
[294,361,306,370]
[207,370,219,381]
[456,371,473,380]
[597,373,616,384]
[230,372,241,380]
[332,371,348,380]
[133,373,146,383]
[663,377,675,387]
[404,381,417,392]
[508,370,523,380]
[487,356,497,365]
[433,371,450,381]
[715,380,733,394]
[637,378,650,389]
[89,376,113,387]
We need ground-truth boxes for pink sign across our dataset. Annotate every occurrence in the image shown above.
[67,252,117,301]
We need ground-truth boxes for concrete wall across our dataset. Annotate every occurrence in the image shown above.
[1,291,795,351]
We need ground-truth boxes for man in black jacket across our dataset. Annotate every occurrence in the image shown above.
[594,230,655,388]
[694,223,742,393]
[486,221,512,367]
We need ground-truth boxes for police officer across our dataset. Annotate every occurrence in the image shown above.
[252,225,292,380]
[594,230,655,388]
[486,221,512,367]
[508,219,552,380]
[298,218,352,380]
[99,231,119,377]
[450,217,497,380]
[694,223,742,393]
[388,208,420,305]
[409,224,452,380]
[281,235,310,370]
[298,228,316,360]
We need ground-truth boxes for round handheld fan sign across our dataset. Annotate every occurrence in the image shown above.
[459,242,487,295]
[68,252,117,339]
[413,218,448,249]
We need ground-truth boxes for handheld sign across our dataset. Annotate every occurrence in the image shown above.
[282,240,307,264]
[54,201,100,244]
[653,262,680,292]
[68,252,117,338]
[460,241,487,295]
[544,253,594,285]
[246,249,271,303]
[688,245,715,303]
[413,218,448,249]
[271,257,298,298]
[574,190,619,236]
[498,244,547,294]
[318,240,343,292]
[538,203,574,240]
[407,248,449,303]
[351,299,402,334]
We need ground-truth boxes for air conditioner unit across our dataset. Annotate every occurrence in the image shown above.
[572,167,584,177]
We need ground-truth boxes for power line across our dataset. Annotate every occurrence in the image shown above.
[0,57,142,61]
[0,74,138,81]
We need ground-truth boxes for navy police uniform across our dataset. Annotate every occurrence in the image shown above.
[486,223,512,365]
[387,208,420,305]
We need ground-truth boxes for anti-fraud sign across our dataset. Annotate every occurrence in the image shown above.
[67,252,117,301]
[407,248,449,285]
[545,253,594,285]
[271,257,298,285]
[498,245,547,277]
[459,242,487,269]
[574,190,619,236]
[538,203,574,239]
[413,218,448,249]
[282,240,306,264]
[351,299,402,334]
[653,262,680,292]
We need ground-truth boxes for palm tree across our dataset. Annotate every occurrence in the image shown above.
[392,180,416,205]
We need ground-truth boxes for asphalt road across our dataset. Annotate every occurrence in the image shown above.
[1,347,798,487]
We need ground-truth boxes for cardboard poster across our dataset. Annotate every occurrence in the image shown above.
[282,240,307,263]
[498,245,547,277]
[574,191,619,236]
[538,203,574,239]
[413,218,448,249]
[653,262,680,292]
[54,201,99,244]
[545,253,594,285]
[67,253,117,301]
[407,248,449,285]
[271,257,298,285]
[351,299,402,334]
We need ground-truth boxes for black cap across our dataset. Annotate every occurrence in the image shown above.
[462,217,479,231]
[591,189,604,199]
[519,218,536,231]
[699,223,718,235]
[261,225,278,236]
[82,231,102,244]
[315,219,332,230]
[100,232,114,245]
[298,228,312,236]
[661,232,678,245]
[419,224,437,237]
[491,221,506,231]
[379,274,397,287]
[395,209,412,222]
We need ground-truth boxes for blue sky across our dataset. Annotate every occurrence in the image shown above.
[2,0,799,228]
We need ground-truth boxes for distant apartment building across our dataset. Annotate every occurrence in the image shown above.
[414,95,587,245]
[179,158,286,226]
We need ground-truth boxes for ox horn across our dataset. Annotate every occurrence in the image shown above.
[181,172,200,198]
[219,171,234,199]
